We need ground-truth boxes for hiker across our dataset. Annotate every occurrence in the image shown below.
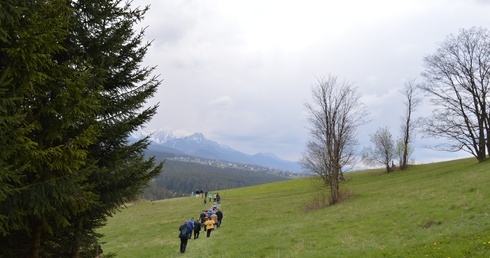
[208,192,213,202]
[178,220,189,253]
[187,218,195,239]
[216,193,221,204]
[193,219,201,239]
[207,209,214,217]
[199,210,207,221]
[216,209,223,227]
[199,210,207,232]
[203,197,207,207]
[210,212,218,230]
[204,217,215,237]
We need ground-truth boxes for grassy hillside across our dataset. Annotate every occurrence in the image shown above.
[98,158,490,257]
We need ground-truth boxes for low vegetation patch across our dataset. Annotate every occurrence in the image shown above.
[303,188,356,211]
[421,220,442,229]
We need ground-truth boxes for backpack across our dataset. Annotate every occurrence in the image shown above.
[179,227,187,238]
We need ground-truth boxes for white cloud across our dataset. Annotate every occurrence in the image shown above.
[210,96,233,107]
[136,0,490,163]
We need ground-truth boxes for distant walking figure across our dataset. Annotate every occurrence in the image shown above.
[204,217,215,237]
[193,219,201,239]
[178,220,189,253]
[211,212,218,230]
[187,219,194,239]
[216,209,223,227]
[199,210,207,222]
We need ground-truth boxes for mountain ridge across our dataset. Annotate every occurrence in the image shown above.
[132,129,303,172]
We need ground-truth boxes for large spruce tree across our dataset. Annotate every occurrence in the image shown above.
[0,0,162,257]
[52,0,163,257]
[0,0,101,257]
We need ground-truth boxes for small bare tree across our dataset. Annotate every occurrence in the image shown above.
[396,138,414,168]
[399,78,421,169]
[362,127,396,173]
[302,75,367,205]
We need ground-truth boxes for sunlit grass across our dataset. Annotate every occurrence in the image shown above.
[98,158,490,257]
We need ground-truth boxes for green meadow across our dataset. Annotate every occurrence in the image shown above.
[99,158,490,257]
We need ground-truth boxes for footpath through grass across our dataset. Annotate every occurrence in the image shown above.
[99,158,490,257]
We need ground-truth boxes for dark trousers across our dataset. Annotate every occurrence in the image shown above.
[194,230,200,239]
[180,237,188,253]
[206,228,212,237]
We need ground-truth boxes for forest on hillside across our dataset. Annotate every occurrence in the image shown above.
[140,159,292,200]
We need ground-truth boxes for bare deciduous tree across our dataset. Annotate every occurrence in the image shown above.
[301,75,367,205]
[399,78,421,169]
[362,127,396,173]
[396,138,414,169]
[421,27,490,162]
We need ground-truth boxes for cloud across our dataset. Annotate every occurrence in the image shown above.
[135,0,490,163]
[210,96,233,107]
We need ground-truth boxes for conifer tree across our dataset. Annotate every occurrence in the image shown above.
[51,0,163,256]
[0,0,101,257]
[0,0,162,256]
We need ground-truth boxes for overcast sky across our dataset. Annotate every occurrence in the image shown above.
[132,0,490,164]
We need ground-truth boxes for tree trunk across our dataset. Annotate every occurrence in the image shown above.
[402,144,408,170]
[330,166,340,205]
[478,120,486,162]
[486,125,490,160]
[71,217,84,258]
[30,218,42,258]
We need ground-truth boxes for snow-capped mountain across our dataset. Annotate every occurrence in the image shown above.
[131,129,302,172]
[134,128,189,144]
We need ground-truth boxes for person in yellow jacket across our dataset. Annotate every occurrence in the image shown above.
[204,217,215,237]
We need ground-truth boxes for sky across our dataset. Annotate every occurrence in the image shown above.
[132,0,490,164]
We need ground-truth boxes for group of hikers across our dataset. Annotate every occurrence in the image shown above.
[194,190,221,206]
[178,192,224,253]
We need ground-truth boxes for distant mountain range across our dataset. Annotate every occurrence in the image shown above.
[131,129,303,173]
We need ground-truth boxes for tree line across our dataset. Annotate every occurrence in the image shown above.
[0,0,162,257]
[140,159,291,200]
[302,27,490,205]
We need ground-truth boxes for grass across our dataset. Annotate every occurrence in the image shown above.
[98,158,490,257]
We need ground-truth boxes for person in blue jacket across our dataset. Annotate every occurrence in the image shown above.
[187,218,195,239]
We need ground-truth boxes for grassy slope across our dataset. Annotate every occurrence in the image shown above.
[98,158,490,257]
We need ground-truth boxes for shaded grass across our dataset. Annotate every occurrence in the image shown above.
[98,158,490,257]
